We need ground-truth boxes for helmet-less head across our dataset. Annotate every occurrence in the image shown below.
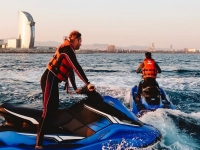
[69,31,82,50]
[145,52,152,59]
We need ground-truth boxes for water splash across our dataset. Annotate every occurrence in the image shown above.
[139,109,200,149]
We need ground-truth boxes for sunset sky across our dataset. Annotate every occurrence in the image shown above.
[0,0,200,49]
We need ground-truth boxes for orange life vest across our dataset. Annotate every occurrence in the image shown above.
[142,59,157,78]
[47,40,74,81]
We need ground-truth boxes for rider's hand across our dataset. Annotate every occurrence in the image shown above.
[75,89,81,94]
[87,84,96,92]
[135,97,140,101]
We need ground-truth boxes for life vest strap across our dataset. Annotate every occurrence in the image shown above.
[143,69,157,71]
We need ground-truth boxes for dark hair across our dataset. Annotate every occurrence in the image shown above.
[69,30,81,42]
[145,52,151,58]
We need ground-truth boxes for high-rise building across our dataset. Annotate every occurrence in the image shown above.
[149,43,155,51]
[170,44,173,51]
[151,43,155,50]
[18,11,35,48]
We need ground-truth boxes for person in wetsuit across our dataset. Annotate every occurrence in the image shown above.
[135,52,161,100]
[35,31,95,149]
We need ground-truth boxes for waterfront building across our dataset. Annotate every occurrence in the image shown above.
[2,44,7,48]
[7,39,20,48]
[0,39,3,48]
[108,45,115,52]
[184,48,199,53]
[18,11,35,48]
[188,48,197,52]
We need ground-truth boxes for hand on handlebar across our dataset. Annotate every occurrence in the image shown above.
[75,89,81,94]
[136,69,142,74]
[87,84,96,92]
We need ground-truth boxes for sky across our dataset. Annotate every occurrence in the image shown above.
[0,0,200,49]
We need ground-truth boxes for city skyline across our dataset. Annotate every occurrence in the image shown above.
[1,0,200,49]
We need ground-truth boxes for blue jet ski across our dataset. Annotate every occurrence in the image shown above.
[130,85,175,117]
[0,86,161,149]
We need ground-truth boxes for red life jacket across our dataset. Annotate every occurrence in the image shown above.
[142,59,157,78]
[47,40,74,81]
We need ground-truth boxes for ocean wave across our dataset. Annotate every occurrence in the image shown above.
[162,69,200,77]
[85,69,119,73]
[140,109,200,149]
[163,69,199,73]
[174,69,199,73]
[166,111,200,145]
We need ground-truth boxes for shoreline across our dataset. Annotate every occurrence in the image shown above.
[0,48,199,54]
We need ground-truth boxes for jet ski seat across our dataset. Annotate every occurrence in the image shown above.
[0,103,42,122]
[0,103,74,126]
[142,86,161,105]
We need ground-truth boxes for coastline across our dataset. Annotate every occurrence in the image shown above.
[0,48,199,54]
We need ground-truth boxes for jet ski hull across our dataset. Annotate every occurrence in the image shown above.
[0,86,161,149]
[130,85,175,117]
[0,124,161,149]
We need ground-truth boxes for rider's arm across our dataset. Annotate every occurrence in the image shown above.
[69,71,77,90]
[155,62,161,73]
[136,62,144,73]
[60,46,90,85]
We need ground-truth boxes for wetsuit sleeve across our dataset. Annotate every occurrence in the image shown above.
[137,80,143,98]
[155,62,161,73]
[69,71,77,90]
[60,47,90,85]
[136,62,144,73]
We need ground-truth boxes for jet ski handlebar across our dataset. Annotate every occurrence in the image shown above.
[79,84,96,94]
[79,85,104,103]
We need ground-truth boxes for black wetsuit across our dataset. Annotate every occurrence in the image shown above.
[36,45,90,146]
[137,78,159,99]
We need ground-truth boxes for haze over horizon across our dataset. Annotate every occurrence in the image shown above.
[1,0,200,49]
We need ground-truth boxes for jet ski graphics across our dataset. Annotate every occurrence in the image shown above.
[130,85,175,117]
[0,86,161,149]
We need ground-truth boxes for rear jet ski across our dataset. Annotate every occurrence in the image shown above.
[0,86,161,149]
[130,85,175,117]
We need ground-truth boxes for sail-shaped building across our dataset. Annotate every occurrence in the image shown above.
[18,11,35,48]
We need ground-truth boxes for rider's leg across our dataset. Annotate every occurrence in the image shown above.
[35,70,59,148]
[136,79,144,100]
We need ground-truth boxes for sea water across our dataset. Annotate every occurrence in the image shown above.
[0,53,199,150]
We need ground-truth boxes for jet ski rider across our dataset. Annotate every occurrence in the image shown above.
[135,52,161,101]
[35,31,95,149]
